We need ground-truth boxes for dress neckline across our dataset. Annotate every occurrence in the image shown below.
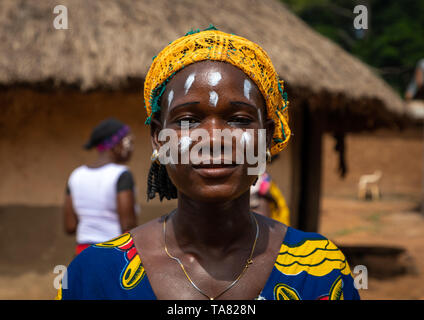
[130,226,292,300]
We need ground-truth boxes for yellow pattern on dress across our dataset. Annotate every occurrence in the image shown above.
[94,233,145,290]
[54,283,62,300]
[329,276,344,300]
[121,254,145,289]
[273,283,301,300]
[94,233,132,248]
[275,239,352,277]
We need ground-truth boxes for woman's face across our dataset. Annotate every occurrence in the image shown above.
[112,133,134,163]
[151,61,274,202]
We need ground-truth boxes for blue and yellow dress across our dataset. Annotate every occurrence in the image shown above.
[57,227,360,300]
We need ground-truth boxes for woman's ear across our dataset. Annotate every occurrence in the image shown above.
[111,142,122,158]
[264,118,275,150]
[150,117,163,151]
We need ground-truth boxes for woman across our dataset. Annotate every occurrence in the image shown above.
[57,27,359,300]
[63,118,138,255]
[405,58,424,100]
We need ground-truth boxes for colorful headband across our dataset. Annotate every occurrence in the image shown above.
[96,125,130,152]
[143,26,291,156]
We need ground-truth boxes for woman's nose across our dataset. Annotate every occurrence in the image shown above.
[199,117,242,159]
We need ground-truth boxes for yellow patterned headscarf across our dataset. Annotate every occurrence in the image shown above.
[144,26,291,155]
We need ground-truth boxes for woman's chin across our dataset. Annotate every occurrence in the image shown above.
[180,184,247,203]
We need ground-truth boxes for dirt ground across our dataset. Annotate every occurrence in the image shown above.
[0,128,423,300]
[320,197,424,299]
[320,128,424,300]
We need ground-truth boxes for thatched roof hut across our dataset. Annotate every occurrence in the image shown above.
[1,0,404,122]
[0,0,407,231]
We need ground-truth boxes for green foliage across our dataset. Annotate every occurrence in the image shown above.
[281,0,424,95]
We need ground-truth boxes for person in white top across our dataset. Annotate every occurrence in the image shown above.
[405,58,424,100]
[63,118,138,255]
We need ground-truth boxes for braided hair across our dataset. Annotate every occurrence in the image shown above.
[147,161,178,201]
[146,111,178,201]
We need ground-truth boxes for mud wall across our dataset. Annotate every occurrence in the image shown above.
[0,89,151,206]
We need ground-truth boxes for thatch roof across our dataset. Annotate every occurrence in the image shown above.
[0,0,406,130]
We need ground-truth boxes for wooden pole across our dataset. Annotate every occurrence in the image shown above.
[296,104,324,232]
[422,123,424,216]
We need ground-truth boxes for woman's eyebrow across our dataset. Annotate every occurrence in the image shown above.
[230,101,259,111]
[169,101,200,112]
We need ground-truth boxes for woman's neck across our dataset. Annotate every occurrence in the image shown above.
[88,151,115,168]
[170,191,255,255]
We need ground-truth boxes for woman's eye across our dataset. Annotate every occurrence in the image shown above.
[177,117,199,127]
[228,117,253,126]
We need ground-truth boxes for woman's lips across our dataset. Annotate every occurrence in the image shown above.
[191,162,239,178]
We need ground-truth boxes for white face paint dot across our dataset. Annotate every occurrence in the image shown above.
[241,131,252,146]
[179,136,192,154]
[207,71,222,87]
[167,89,174,108]
[244,79,252,101]
[184,73,196,95]
[209,91,219,107]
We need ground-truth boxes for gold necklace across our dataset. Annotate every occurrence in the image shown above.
[163,212,259,300]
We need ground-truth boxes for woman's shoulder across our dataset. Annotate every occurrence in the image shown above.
[282,226,328,246]
[130,215,166,235]
[68,165,87,179]
[59,233,154,299]
[108,162,130,172]
[261,227,360,300]
[278,227,351,276]
[70,233,140,275]
[128,216,166,254]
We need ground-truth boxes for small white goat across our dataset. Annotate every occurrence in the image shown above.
[358,170,383,201]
